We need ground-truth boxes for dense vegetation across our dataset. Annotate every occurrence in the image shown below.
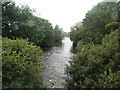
[54,25,64,42]
[2,37,44,88]
[63,32,70,37]
[66,2,120,88]
[70,2,118,47]
[2,1,63,88]
[2,0,120,88]
[2,1,63,47]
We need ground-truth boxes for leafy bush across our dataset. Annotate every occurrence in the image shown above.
[2,37,44,88]
[66,29,120,88]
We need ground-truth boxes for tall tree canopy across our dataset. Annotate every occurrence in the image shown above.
[2,1,63,48]
[70,2,118,47]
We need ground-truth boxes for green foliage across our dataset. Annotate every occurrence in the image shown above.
[54,25,63,42]
[118,1,120,22]
[2,2,20,38]
[67,2,119,88]
[70,2,118,46]
[105,22,119,31]
[2,37,45,88]
[40,19,55,47]
[66,29,120,88]
[2,1,63,48]
[62,32,69,37]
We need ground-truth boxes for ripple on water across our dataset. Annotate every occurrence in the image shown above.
[41,37,74,88]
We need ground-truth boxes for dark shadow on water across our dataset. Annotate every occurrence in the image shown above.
[42,41,62,52]
[54,41,62,47]
[70,46,74,53]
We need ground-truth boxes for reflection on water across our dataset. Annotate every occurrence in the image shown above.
[41,37,73,88]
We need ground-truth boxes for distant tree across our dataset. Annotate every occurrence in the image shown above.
[62,32,70,37]
[54,25,63,42]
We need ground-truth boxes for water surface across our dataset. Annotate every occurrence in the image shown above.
[41,37,73,88]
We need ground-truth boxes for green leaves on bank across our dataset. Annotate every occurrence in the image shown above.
[67,29,120,88]
[67,2,120,88]
[2,1,63,88]
[2,37,44,88]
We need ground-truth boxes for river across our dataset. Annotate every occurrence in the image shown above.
[41,37,73,88]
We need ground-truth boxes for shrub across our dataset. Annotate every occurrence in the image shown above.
[66,29,120,88]
[2,37,44,88]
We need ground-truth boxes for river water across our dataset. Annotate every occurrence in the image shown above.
[41,37,73,88]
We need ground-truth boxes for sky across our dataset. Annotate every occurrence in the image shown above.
[14,0,103,32]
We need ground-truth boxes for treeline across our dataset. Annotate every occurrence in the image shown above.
[62,32,70,37]
[2,1,63,48]
[2,1,63,88]
[66,2,120,88]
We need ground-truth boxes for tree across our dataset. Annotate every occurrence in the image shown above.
[2,1,62,48]
[70,2,118,47]
[66,2,119,88]
[66,29,120,88]
[40,19,55,47]
[54,25,63,42]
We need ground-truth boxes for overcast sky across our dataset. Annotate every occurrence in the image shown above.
[14,0,103,32]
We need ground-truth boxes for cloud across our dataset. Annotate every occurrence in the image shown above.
[15,0,103,32]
